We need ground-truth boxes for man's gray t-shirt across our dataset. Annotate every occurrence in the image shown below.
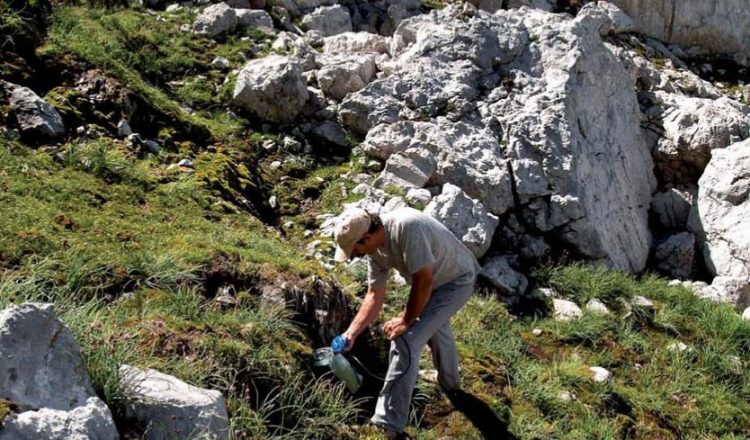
[367,207,481,291]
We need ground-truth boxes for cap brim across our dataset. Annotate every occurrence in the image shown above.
[334,246,351,263]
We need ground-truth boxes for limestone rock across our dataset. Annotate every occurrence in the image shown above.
[742,307,750,321]
[0,398,118,440]
[652,232,695,280]
[552,298,582,322]
[651,187,694,230]
[343,6,655,272]
[607,0,750,65]
[374,147,437,190]
[323,32,389,54]
[480,255,528,297]
[405,187,432,206]
[316,53,378,100]
[236,9,274,29]
[272,32,317,71]
[301,5,352,37]
[648,93,750,184]
[585,298,611,315]
[232,55,309,123]
[424,183,499,258]
[2,81,65,138]
[0,303,117,440]
[192,3,238,37]
[120,365,230,440]
[576,1,636,35]
[589,366,611,382]
[697,276,750,307]
[688,139,750,295]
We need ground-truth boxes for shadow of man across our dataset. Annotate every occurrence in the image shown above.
[446,389,518,440]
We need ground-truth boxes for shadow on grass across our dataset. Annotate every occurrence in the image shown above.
[446,389,518,440]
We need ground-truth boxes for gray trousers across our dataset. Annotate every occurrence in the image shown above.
[371,272,475,432]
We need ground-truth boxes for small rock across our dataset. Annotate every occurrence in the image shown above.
[634,363,642,370]
[283,136,303,152]
[177,158,193,168]
[303,230,314,238]
[405,188,432,206]
[632,296,654,308]
[166,3,181,12]
[558,390,576,402]
[589,366,611,382]
[418,369,438,384]
[269,161,282,170]
[667,342,689,352]
[585,298,610,314]
[211,56,230,70]
[262,140,277,151]
[668,279,682,286]
[552,298,582,322]
[352,183,369,195]
[532,328,543,336]
[366,160,381,172]
[142,139,161,154]
[742,307,750,321]
[269,195,277,208]
[117,119,133,137]
[530,288,555,299]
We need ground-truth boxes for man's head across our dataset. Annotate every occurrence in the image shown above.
[333,208,382,262]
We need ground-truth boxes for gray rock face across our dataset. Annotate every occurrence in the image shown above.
[232,55,309,123]
[192,3,238,37]
[647,93,750,184]
[652,232,695,280]
[651,187,694,230]
[0,303,118,440]
[236,9,274,29]
[424,183,499,258]
[480,255,528,297]
[374,147,437,189]
[323,32,389,54]
[3,82,65,138]
[120,365,230,440]
[608,0,750,65]
[342,6,655,272]
[316,53,378,100]
[577,1,635,35]
[688,139,750,290]
[302,5,352,37]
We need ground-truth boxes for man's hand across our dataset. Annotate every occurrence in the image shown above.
[383,317,408,340]
[342,331,355,352]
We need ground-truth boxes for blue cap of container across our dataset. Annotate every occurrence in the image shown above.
[331,335,346,353]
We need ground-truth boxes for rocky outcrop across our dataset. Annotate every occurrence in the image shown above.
[119,365,230,440]
[479,255,528,297]
[315,53,378,100]
[232,55,309,124]
[424,183,498,259]
[644,93,750,185]
[2,81,65,139]
[606,0,750,65]
[340,6,655,272]
[192,3,273,37]
[301,5,352,37]
[688,139,750,303]
[0,303,118,440]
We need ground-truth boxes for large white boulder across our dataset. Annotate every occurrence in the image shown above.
[0,303,118,440]
[688,139,750,300]
[232,55,309,123]
[301,5,352,37]
[316,53,378,100]
[424,183,499,259]
[235,9,274,29]
[192,3,238,37]
[647,93,750,184]
[2,81,65,138]
[607,0,750,65]
[120,365,230,440]
[343,6,655,272]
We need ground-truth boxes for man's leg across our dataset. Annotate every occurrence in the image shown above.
[428,322,460,392]
[371,275,475,432]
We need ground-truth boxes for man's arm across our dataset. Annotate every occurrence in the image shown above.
[343,285,386,351]
[384,265,433,339]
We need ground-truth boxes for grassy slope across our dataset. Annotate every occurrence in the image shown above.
[1,4,749,439]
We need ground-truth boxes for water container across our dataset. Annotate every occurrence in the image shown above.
[330,353,362,393]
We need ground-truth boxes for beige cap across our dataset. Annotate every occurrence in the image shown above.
[333,208,371,262]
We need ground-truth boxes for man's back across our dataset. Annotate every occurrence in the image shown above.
[367,207,480,290]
